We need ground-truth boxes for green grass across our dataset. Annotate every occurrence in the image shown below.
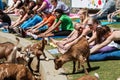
[109,24,120,29]
[62,60,120,80]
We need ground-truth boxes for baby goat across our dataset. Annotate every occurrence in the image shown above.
[0,37,20,63]
[22,38,48,73]
[0,63,36,80]
[54,36,91,74]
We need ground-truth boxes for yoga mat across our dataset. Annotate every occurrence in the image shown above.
[48,48,59,54]
[101,21,120,25]
[89,50,120,61]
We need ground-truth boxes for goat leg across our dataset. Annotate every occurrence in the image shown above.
[77,61,80,71]
[72,61,76,74]
[34,56,40,73]
[81,64,88,75]
[27,57,34,73]
[86,57,91,69]
[37,57,40,72]
[43,52,49,61]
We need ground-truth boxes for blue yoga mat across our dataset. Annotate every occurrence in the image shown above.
[48,48,59,54]
[89,50,120,61]
[101,21,120,25]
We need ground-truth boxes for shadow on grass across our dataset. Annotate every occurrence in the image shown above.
[60,66,100,75]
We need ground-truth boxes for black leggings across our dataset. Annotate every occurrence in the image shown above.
[53,30,72,36]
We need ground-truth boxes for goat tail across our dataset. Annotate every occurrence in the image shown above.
[94,72,99,79]
[117,77,120,80]
[15,37,20,46]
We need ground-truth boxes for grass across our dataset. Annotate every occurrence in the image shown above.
[62,60,120,80]
[109,24,120,29]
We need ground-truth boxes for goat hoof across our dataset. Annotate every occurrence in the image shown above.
[34,70,39,72]
[72,72,75,74]
[45,58,49,61]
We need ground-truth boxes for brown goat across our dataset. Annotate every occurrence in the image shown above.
[54,36,91,74]
[77,75,98,80]
[0,63,36,80]
[22,38,48,73]
[0,37,20,63]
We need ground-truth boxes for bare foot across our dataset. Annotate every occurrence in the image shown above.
[57,47,67,54]
[50,38,59,45]
[56,42,64,49]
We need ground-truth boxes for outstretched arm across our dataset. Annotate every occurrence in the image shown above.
[88,31,97,44]
[44,20,61,35]
[90,35,113,54]
[64,27,90,47]
[13,14,28,27]
[37,1,47,12]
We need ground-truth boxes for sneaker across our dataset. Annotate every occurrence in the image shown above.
[26,32,32,36]
[2,29,9,33]
[31,34,38,39]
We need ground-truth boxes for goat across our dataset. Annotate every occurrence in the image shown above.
[77,73,99,80]
[22,38,48,73]
[77,75,98,80]
[54,36,91,74]
[0,63,36,80]
[0,37,20,63]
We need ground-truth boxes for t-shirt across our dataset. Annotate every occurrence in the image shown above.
[44,0,52,9]
[52,1,70,14]
[46,15,55,27]
[56,14,73,31]
[41,0,52,13]
[46,15,58,31]
[0,13,11,26]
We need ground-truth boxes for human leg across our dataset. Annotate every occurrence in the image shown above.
[53,30,72,36]
[50,38,59,44]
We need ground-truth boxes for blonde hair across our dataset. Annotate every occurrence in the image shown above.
[78,8,89,23]
[78,8,88,16]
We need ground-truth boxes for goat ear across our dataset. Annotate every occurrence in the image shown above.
[58,60,62,64]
